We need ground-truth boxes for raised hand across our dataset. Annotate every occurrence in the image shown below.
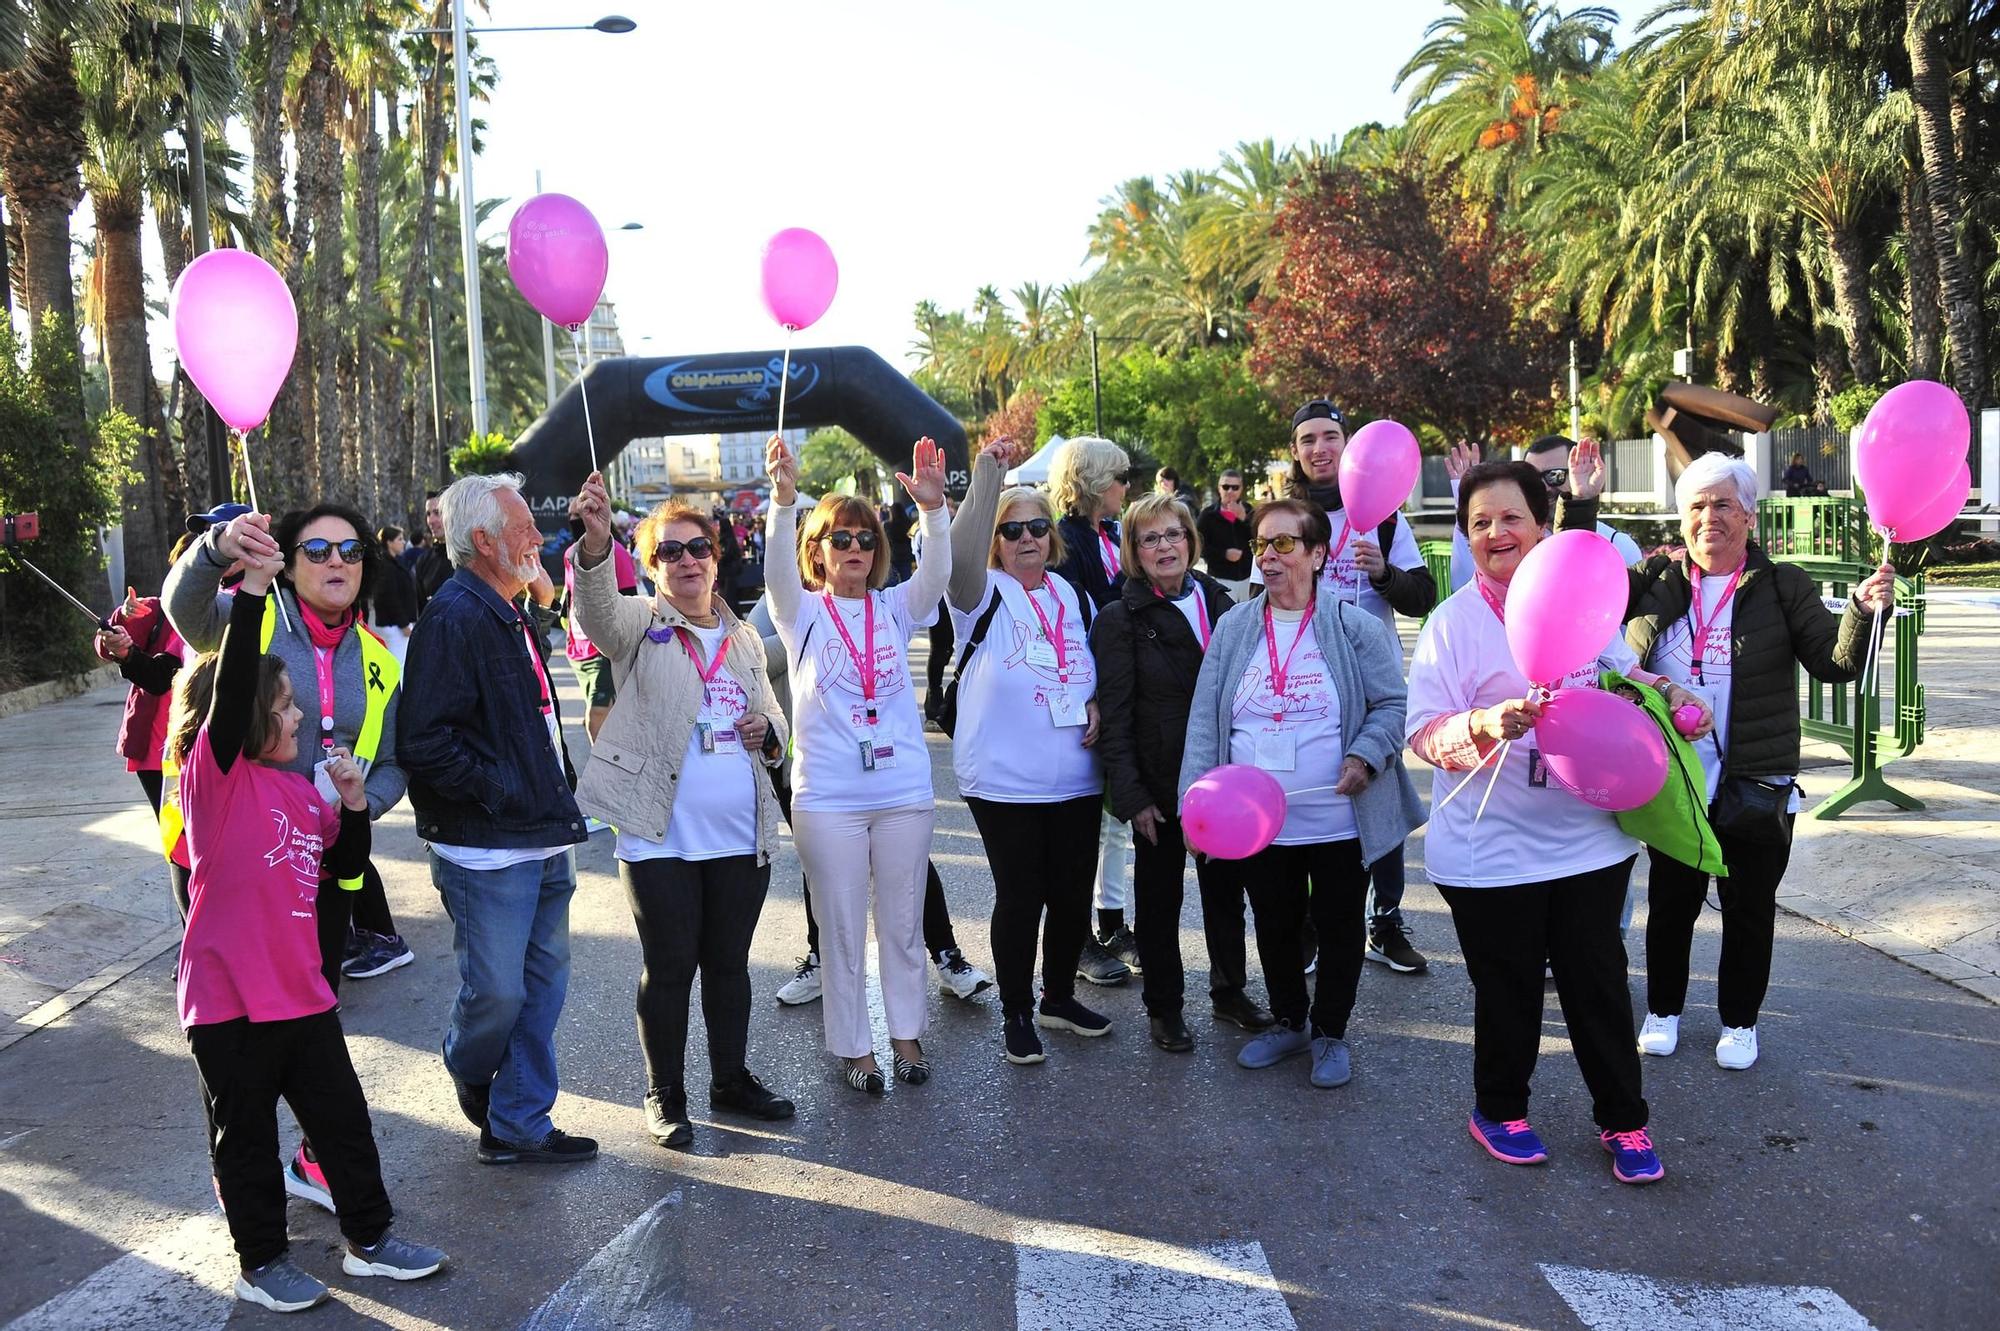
[1351,537,1386,580]
[1445,439,1480,483]
[896,436,946,511]
[1567,438,1605,501]
[766,434,799,507]
[238,549,284,596]
[1854,561,1896,614]
[1476,694,1545,745]
[980,435,1024,471]
[217,511,280,566]
[122,585,140,616]
[574,471,614,554]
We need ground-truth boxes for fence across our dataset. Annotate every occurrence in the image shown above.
[1770,423,1853,493]
[1756,497,1871,561]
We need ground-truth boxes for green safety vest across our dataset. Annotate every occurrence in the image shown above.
[159,593,400,892]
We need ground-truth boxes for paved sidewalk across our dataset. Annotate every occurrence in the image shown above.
[1785,594,2000,1003]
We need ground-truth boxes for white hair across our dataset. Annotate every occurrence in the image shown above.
[441,472,524,568]
[1049,435,1131,517]
[1675,451,1759,514]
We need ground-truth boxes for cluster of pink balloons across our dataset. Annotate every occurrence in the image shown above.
[1854,380,1972,542]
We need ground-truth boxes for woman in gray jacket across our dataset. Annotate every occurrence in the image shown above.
[570,474,794,1150]
[1179,498,1424,1089]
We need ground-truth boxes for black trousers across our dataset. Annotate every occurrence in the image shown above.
[137,768,164,814]
[347,858,398,938]
[1241,839,1368,1036]
[926,601,955,706]
[778,777,959,957]
[187,1009,393,1269]
[967,794,1101,1014]
[1131,812,1250,1015]
[621,853,771,1090]
[1438,857,1647,1132]
[315,876,352,996]
[1645,815,1795,1029]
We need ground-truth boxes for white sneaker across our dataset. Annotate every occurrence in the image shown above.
[934,947,992,1000]
[775,952,822,1006]
[1637,1013,1680,1056]
[1716,1025,1759,1070]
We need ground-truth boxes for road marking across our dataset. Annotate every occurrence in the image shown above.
[520,1193,692,1331]
[1,1215,232,1331]
[1014,1224,1296,1331]
[1540,1263,1880,1330]
[0,1128,36,1150]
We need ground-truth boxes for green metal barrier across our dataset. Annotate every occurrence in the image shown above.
[1757,498,1869,562]
[1419,539,1454,624]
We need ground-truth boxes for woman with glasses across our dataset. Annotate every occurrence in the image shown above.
[567,475,795,1150]
[946,440,1107,1065]
[162,500,413,1211]
[764,434,952,1094]
[1180,499,1421,1087]
[1196,470,1254,600]
[1091,493,1271,1054]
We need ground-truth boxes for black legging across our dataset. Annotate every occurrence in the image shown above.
[1130,811,1250,1015]
[926,600,955,706]
[1240,839,1368,1035]
[622,854,771,1090]
[966,794,1101,1015]
[137,769,164,815]
[347,859,398,938]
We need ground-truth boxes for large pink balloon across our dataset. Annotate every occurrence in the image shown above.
[761,227,839,330]
[1180,764,1287,860]
[1890,461,1972,544]
[506,193,608,329]
[1338,419,1422,531]
[169,249,298,432]
[1855,380,1971,537]
[1534,687,1667,811]
[1504,529,1630,687]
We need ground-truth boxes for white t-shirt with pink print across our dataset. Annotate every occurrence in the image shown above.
[949,569,1102,804]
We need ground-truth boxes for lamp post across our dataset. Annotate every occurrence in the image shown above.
[1088,321,1102,437]
[412,5,636,444]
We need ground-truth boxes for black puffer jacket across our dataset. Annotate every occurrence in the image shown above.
[1089,571,1236,820]
[1054,513,1124,624]
[1623,546,1874,780]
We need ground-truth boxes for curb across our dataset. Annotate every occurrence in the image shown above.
[0,665,121,721]
[1778,890,2000,1006]
[0,924,184,1055]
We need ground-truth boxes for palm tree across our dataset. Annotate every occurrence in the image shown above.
[0,7,89,343]
[1905,0,1987,408]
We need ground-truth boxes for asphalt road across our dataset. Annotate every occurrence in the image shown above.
[3,688,1997,1330]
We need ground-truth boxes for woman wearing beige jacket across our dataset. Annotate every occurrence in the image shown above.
[571,474,794,1151]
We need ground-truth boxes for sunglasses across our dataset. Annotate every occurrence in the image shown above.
[1218,483,1241,492]
[823,529,879,551]
[997,518,1052,542]
[1112,472,1131,485]
[1137,527,1187,550]
[1252,533,1307,556]
[293,537,368,565]
[1540,467,1570,490]
[655,537,715,565]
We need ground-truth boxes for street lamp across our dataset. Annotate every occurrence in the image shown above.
[411,3,637,445]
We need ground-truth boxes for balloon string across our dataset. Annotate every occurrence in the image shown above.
[1428,731,1510,817]
[775,327,795,440]
[572,325,600,478]
[237,428,291,635]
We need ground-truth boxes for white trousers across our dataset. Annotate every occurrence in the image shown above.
[1092,805,1132,915]
[792,803,935,1058]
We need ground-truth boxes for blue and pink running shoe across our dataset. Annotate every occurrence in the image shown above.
[1600,1127,1666,1184]
[1468,1111,1548,1165]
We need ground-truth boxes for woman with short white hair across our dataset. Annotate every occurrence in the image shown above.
[1567,446,1894,1073]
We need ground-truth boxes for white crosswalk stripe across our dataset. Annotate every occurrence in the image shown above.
[1,1215,233,1331]
[1014,1224,1296,1331]
[1541,1263,1880,1330]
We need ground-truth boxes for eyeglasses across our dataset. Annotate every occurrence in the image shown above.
[654,537,715,565]
[1111,472,1131,485]
[1137,528,1188,549]
[1539,467,1570,491]
[1252,533,1307,556]
[1218,483,1241,492]
[997,518,1052,542]
[823,529,879,552]
[293,538,367,565]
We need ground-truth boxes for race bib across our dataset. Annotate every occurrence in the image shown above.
[1026,638,1060,670]
[1254,728,1297,771]
[1048,689,1088,728]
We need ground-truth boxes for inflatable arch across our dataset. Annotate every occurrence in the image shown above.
[509,345,971,529]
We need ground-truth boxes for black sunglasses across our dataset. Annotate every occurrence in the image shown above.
[997,518,1052,541]
[293,537,368,565]
[824,529,879,551]
[1218,482,1241,491]
[654,536,715,565]
[1112,472,1131,485]
[1539,467,1570,490]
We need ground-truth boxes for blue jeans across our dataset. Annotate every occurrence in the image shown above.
[430,849,576,1146]
[1364,842,1407,930]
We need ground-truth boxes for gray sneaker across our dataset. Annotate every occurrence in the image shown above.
[235,1256,329,1313]
[1236,1024,1310,1069]
[343,1230,447,1281]
[1075,938,1131,987]
[1310,1036,1352,1088]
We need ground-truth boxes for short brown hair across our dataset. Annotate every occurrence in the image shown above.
[1120,493,1200,572]
[1255,496,1333,550]
[1456,460,1550,534]
[987,487,1068,570]
[167,647,291,767]
[797,495,889,591]
[634,502,719,575]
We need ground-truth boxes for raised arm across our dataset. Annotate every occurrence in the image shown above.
[948,438,1020,613]
[893,437,952,615]
[206,562,279,774]
[763,433,806,653]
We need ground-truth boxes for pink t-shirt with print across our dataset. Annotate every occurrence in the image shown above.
[175,727,342,1029]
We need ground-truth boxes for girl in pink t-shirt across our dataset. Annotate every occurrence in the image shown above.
[169,539,446,1313]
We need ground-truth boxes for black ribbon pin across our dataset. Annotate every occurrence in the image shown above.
[367,661,386,693]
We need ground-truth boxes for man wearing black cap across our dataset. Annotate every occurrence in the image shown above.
[1275,398,1436,976]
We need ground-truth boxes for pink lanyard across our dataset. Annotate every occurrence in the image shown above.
[520,622,551,714]
[1024,583,1069,681]
[1262,598,1314,718]
[1154,581,1211,649]
[1687,562,1744,682]
[822,593,879,723]
[1476,573,1507,624]
[1098,527,1120,576]
[676,627,731,704]
[311,646,337,752]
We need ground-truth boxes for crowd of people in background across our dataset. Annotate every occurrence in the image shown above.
[94,397,1899,1311]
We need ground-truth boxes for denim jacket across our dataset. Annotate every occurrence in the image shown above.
[397,568,586,849]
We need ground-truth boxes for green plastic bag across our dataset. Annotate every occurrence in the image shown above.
[1600,671,1727,877]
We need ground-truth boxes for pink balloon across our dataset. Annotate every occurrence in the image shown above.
[1338,419,1422,531]
[506,193,608,329]
[169,249,298,432]
[1180,764,1287,860]
[1535,687,1668,812]
[1889,461,1971,544]
[761,227,839,330]
[1672,703,1705,736]
[1504,529,1629,686]
[1855,380,1971,537]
